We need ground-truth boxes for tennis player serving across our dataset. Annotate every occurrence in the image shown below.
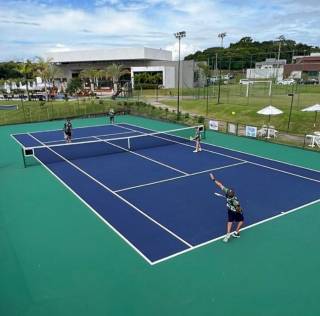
[190,126,202,153]
[209,173,244,242]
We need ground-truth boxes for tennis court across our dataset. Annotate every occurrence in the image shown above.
[2,115,320,315]
[11,121,320,265]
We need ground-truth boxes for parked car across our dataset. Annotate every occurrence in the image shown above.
[239,79,254,85]
[300,78,319,85]
[223,73,234,80]
[209,76,219,83]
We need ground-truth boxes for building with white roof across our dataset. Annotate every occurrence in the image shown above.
[45,47,200,89]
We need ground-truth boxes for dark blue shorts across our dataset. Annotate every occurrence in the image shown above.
[227,209,244,222]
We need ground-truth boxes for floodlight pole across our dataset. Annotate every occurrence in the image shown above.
[218,32,227,48]
[287,85,295,131]
[217,60,222,104]
[276,35,285,82]
[174,31,186,120]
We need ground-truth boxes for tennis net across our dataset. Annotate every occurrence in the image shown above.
[28,125,205,165]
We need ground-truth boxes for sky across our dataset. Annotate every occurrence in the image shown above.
[0,0,319,61]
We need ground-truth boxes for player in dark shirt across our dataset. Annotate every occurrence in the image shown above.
[63,119,72,143]
[108,108,115,124]
[210,173,244,242]
[191,126,202,153]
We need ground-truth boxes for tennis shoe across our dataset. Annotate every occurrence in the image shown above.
[193,150,199,153]
[223,236,230,243]
[232,232,240,238]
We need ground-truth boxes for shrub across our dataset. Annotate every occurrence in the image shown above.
[198,116,205,123]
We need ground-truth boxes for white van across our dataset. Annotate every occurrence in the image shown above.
[277,79,295,85]
[239,79,254,85]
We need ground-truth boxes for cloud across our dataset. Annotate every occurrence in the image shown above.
[0,0,319,61]
[48,43,72,53]
[0,19,40,26]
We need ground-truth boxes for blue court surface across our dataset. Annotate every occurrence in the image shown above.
[12,123,320,265]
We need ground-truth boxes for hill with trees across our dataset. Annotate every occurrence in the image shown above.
[185,37,320,70]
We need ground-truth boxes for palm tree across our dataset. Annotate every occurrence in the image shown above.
[16,60,34,101]
[35,57,53,100]
[46,64,63,98]
[105,64,130,95]
[79,68,100,92]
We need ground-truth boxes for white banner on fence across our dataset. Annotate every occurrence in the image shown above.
[209,120,219,131]
[245,126,257,137]
[228,123,237,134]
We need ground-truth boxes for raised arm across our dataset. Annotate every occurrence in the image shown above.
[209,173,224,190]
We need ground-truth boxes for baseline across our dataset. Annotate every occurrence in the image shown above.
[28,133,193,249]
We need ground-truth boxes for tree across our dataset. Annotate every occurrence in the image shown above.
[0,62,23,80]
[184,37,319,71]
[79,68,101,92]
[198,62,212,81]
[105,64,130,94]
[16,60,35,101]
[35,57,53,101]
[66,78,82,95]
[47,64,62,85]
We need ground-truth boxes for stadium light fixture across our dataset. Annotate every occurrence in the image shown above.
[218,32,227,48]
[174,31,186,119]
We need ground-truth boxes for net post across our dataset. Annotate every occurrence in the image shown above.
[202,124,206,139]
[22,148,26,168]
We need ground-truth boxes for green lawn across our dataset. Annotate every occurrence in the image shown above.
[161,97,319,134]
[135,82,320,98]
[0,98,131,125]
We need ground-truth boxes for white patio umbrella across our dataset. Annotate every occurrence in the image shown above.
[257,105,283,138]
[4,81,10,93]
[11,81,17,90]
[301,104,320,127]
[257,105,283,123]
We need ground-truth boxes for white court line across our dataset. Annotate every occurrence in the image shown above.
[115,162,247,193]
[121,122,320,174]
[245,161,320,183]
[12,122,320,265]
[12,122,126,136]
[18,124,200,151]
[119,123,320,184]
[117,124,247,163]
[10,134,27,150]
[27,133,193,250]
[151,198,320,265]
[93,136,188,176]
[30,153,153,265]
[44,130,143,145]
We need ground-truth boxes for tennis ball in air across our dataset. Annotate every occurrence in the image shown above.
[232,111,236,115]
